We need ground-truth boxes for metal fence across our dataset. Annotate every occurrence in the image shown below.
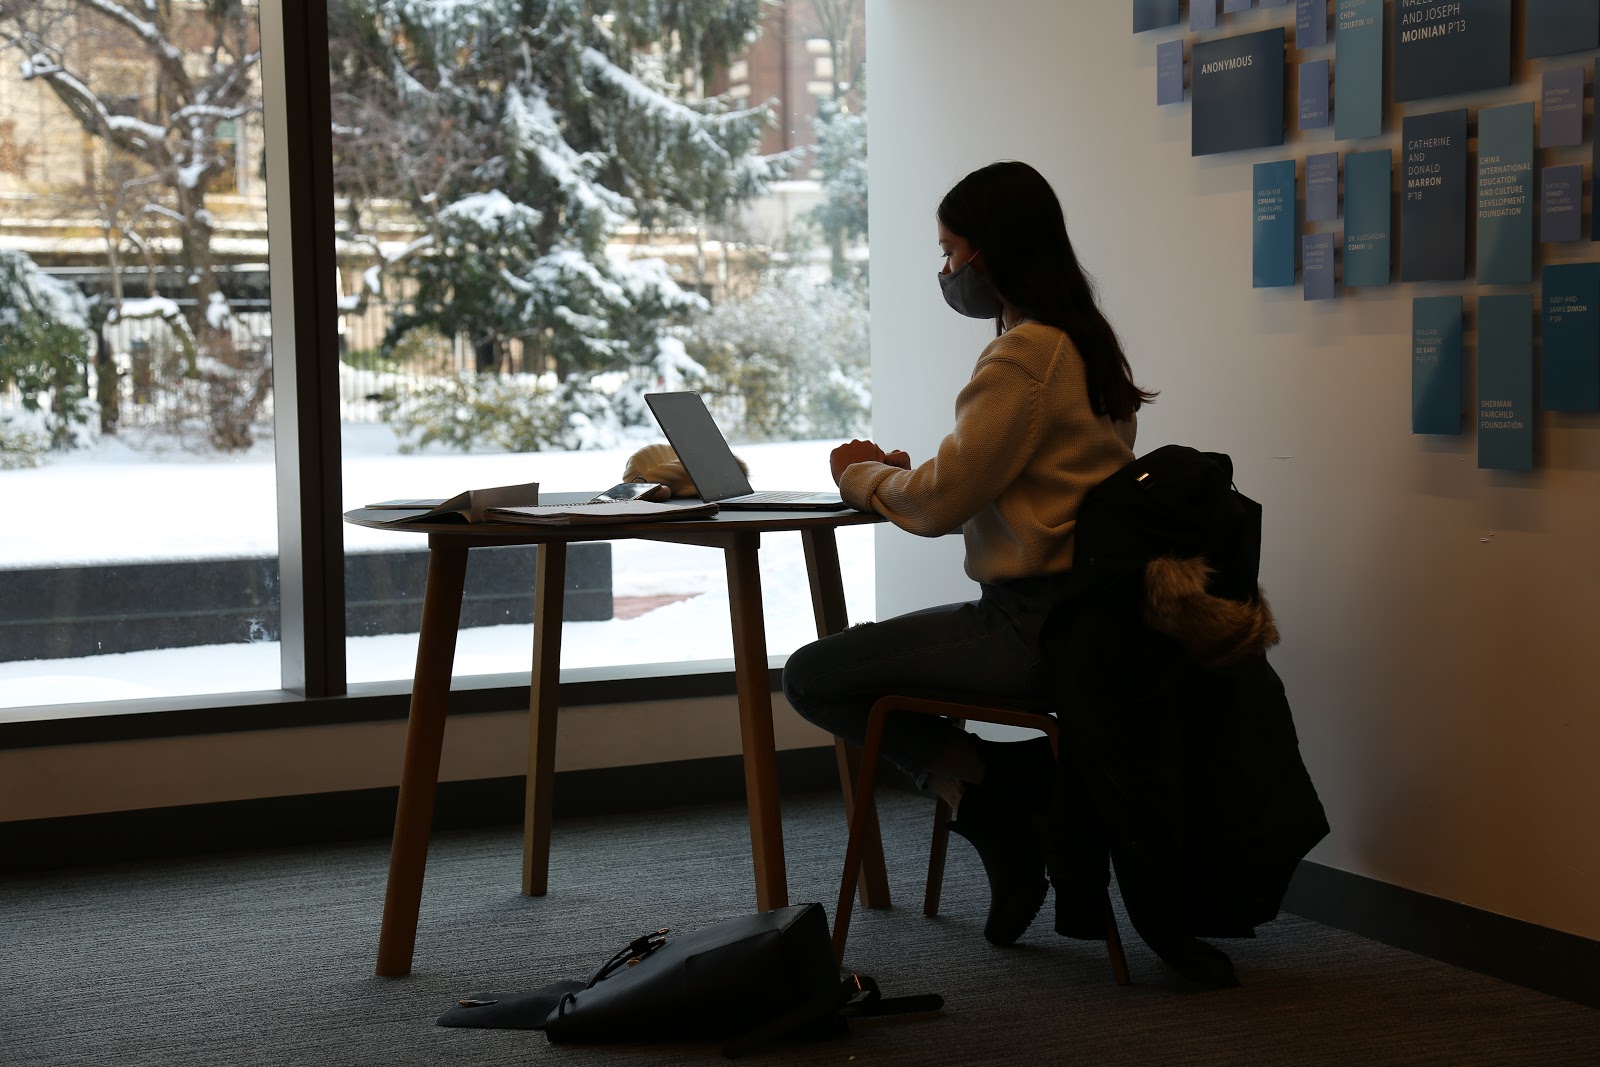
[0,297,506,432]
[334,295,493,425]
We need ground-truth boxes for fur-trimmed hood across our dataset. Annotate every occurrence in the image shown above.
[1142,556,1278,669]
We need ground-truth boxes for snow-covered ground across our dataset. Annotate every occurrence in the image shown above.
[0,424,877,713]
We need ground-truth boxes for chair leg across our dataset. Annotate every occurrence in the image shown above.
[1047,728,1131,983]
[833,708,888,962]
[923,796,952,917]
[921,715,963,918]
[1105,895,1131,986]
[838,697,1131,987]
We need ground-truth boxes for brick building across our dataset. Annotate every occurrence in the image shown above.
[712,0,866,171]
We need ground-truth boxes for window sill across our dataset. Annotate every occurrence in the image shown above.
[0,657,785,750]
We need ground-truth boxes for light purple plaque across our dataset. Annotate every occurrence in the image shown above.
[1297,0,1327,47]
[1299,60,1330,129]
[1224,0,1252,11]
[1303,233,1335,300]
[1541,164,1583,242]
[1192,0,1218,31]
[1306,152,1339,221]
[1540,67,1584,148]
[1157,40,1185,105]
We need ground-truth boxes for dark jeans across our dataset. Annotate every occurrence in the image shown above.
[782,572,1075,785]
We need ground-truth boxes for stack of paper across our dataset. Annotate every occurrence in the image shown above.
[485,500,718,525]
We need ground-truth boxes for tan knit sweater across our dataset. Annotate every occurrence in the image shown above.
[840,322,1137,584]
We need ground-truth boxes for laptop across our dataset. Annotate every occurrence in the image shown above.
[644,392,849,510]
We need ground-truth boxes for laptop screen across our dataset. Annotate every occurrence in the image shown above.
[644,392,756,502]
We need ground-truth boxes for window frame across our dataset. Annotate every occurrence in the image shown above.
[0,0,835,748]
[0,664,775,749]
[263,0,346,701]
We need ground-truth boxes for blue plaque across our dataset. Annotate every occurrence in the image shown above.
[1157,40,1185,104]
[1335,0,1383,140]
[1477,103,1534,285]
[1192,0,1218,31]
[1539,67,1584,149]
[1191,29,1286,156]
[1400,109,1467,282]
[1477,294,1534,471]
[1343,148,1391,287]
[1541,263,1600,411]
[1595,65,1600,242]
[1526,0,1600,59]
[1253,161,1296,288]
[1412,296,1462,434]
[1303,233,1336,300]
[1306,151,1339,221]
[1224,0,1252,11]
[1297,0,1328,46]
[1541,164,1582,243]
[1135,0,1181,32]
[1394,0,1512,103]
[1261,0,1289,6]
[1299,60,1330,129]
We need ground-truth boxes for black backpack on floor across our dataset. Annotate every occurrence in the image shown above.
[437,903,942,1057]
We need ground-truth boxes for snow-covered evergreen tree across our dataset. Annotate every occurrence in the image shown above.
[682,267,868,440]
[803,0,865,283]
[810,93,867,283]
[0,249,96,449]
[330,0,786,390]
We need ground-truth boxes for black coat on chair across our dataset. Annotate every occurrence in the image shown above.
[1045,446,1330,943]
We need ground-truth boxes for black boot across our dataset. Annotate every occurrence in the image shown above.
[1046,782,1114,940]
[1052,884,1113,941]
[1140,929,1240,989]
[1123,899,1241,988]
[946,737,1054,946]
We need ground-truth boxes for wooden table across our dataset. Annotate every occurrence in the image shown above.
[345,498,892,977]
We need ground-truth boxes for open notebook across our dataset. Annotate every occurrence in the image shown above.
[362,484,717,525]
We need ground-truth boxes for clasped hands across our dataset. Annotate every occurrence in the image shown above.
[830,439,911,486]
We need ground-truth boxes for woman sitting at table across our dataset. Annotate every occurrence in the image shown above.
[782,160,1152,947]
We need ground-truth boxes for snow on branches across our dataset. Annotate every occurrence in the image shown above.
[331,0,784,391]
[1,0,264,350]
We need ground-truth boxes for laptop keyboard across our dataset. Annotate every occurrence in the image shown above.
[736,490,831,503]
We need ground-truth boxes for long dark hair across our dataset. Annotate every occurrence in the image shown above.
[938,161,1156,421]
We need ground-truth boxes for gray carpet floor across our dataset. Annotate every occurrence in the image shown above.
[2,790,1595,1066]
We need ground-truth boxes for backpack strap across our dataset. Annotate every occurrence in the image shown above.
[837,974,945,1019]
[721,975,944,1059]
[582,928,670,987]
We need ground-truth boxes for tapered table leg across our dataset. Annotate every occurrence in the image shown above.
[376,541,468,977]
[523,542,567,896]
[801,528,891,910]
[725,532,788,911]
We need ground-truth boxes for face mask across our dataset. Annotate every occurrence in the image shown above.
[938,260,1003,320]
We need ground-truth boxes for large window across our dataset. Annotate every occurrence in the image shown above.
[327,1,873,683]
[0,0,278,714]
[0,0,871,720]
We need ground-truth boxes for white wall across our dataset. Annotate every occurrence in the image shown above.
[868,0,1600,940]
[0,695,833,821]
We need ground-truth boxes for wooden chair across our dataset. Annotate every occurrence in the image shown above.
[833,694,1131,985]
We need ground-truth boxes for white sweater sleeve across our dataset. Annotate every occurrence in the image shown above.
[839,355,1042,537]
